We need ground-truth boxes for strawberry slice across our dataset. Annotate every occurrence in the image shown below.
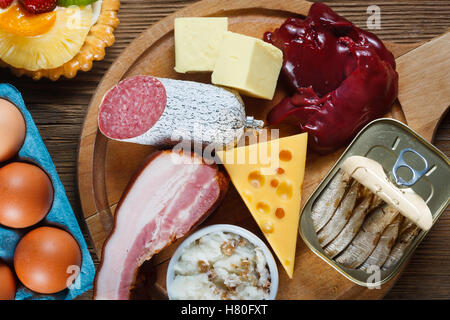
[20,0,57,14]
[0,0,14,9]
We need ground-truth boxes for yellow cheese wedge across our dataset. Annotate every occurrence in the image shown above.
[216,133,308,278]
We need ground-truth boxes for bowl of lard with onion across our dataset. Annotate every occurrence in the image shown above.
[166,224,278,300]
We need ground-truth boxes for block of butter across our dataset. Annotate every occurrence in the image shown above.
[174,17,228,73]
[212,32,283,100]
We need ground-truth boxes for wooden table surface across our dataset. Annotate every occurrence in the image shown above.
[1,0,448,300]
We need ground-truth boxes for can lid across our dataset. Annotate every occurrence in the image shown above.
[341,155,432,231]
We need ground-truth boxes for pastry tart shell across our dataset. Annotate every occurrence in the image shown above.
[0,0,120,81]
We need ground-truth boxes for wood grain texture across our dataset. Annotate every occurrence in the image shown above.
[0,0,448,300]
[78,0,425,300]
[397,32,450,142]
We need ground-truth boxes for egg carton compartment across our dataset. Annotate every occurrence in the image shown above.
[0,84,95,300]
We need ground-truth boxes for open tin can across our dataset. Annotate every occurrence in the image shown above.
[299,118,450,287]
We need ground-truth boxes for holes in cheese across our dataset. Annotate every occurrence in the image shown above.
[243,190,253,203]
[275,208,285,219]
[248,171,265,188]
[256,202,271,214]
[279,150,292,162]
[276,181,293,200]
[262,221,275,233]
[216,132,308,278]
[270,179,279,188]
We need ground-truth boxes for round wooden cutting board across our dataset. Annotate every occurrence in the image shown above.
[77,0,444,299]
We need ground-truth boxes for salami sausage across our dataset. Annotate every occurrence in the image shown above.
[98,76,263,147]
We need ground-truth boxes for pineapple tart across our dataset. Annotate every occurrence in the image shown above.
[0,0,120,80]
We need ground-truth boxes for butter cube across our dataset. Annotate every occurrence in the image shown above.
[212,32,283,100]
[174,17,228,73]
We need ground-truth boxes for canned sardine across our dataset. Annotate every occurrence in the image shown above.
[299,118,450,287]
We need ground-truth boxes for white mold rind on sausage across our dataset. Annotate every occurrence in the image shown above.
[98,76,257,148]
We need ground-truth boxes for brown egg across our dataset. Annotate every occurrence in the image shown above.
[0,261,16,300]
[14,227,82,294]
[0,99,26,163]
[0,162,53,228]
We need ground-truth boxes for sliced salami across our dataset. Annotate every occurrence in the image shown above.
[98,76,166,140]
[98,75,263,147]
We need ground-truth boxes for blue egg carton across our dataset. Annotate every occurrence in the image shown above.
[0,84,95,300]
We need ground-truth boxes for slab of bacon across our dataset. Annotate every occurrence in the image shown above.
[94,150,229,300]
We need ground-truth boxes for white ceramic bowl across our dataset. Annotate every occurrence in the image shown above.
[166,224,279,300]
